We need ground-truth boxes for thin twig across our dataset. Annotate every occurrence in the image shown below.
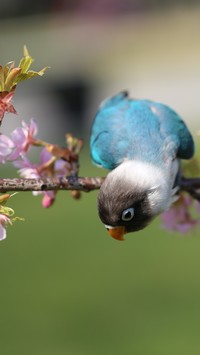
[180,177,200,201]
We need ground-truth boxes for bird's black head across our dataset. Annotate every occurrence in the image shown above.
[98,176,154,240]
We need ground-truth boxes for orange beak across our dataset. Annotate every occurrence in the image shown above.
[106,226,126,241]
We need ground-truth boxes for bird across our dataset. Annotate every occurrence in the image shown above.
[90,91,194,241]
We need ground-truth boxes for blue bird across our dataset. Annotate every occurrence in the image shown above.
[90,91,194,240]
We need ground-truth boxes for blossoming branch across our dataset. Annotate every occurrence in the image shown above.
[0,47,199,239]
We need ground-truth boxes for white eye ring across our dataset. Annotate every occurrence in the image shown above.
[121,207,134,221]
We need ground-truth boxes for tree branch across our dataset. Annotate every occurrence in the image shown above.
[0,176,105,193]
[0,176,199,201]
[180,177,200,201]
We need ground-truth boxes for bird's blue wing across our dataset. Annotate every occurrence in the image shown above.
[150,102,194,160]
[90,92,132,169]
[90,92,194,170]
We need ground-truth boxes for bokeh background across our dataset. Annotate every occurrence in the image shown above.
[0,1,200,354]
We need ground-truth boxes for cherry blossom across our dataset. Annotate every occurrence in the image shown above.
[14,147,72,208]
[9,118,38,160]
[161,193,200,233]
[0,134,15,163]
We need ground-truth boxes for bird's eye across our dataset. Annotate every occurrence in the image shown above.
[121,207,134,221]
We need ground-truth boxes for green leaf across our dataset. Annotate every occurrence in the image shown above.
[4,67,21,91]
[14,67,49,85]
[18,46,34,73]
[0,65,4,91]
[0,46,49,92]
[0,205,14,217]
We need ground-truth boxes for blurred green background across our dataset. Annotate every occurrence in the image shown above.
[1,1,200,354]
[1,159,200,355]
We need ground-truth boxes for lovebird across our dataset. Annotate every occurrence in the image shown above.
[90,91,194,240]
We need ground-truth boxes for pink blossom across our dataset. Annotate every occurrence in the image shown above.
[0,91,17,123]
[42,191,55,208]
[14,153,56,207]
[0,134,15,163]
[14,147,71,208]
[14,148,52,178]
[40,147,53,166]
[0,214,12,240]
[14,155,40,178]
[9,118,38,160]
[15,147,71,178]
[161,194,200,233]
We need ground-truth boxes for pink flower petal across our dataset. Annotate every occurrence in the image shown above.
[0,223,6,240]
[161,193,200,234]
[9,119,38,160]
[0,215,11,241]
[42,192,55,208]
[40,147,52,164]
[24,118,38,136]
[0,134,15,162]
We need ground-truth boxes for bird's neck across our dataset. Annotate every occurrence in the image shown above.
[114,159,179,214]
[114,160,166,187]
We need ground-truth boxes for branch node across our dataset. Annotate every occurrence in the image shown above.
[41,184,47,191]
